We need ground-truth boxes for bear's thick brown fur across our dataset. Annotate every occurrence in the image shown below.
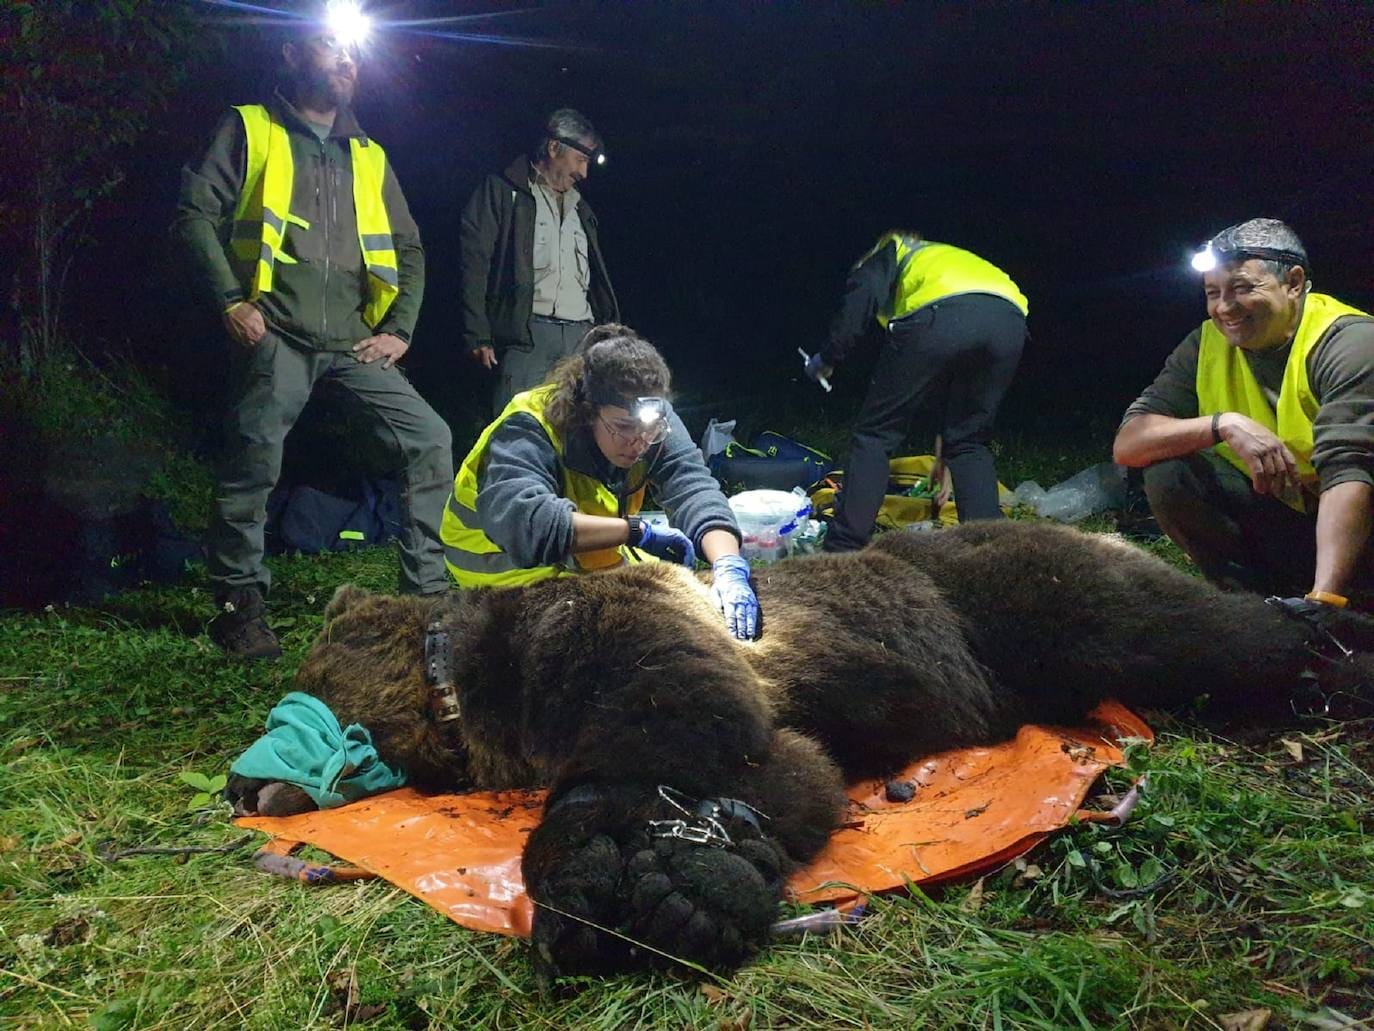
[231,521,1374,980]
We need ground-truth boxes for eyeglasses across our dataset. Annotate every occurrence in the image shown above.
[307,34,360,60]
[599,413,669,446]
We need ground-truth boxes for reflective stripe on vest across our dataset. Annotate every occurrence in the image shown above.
[349,140,400,326]
[1196,292,1370,513]
[439,385,648,589]
[229,104,398,328]
[866,234,1029,328]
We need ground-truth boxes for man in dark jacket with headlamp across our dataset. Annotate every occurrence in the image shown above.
[459,108,619,414]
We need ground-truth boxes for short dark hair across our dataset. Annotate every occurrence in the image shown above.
[1211,218,1310,282]
[543,324,671,436]
[531,108,600,163]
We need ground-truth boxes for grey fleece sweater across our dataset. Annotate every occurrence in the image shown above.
[474,407,739,568]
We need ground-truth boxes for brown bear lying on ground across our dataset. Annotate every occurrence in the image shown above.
[229,521,1374,981]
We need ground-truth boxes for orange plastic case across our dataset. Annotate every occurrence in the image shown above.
[237,701,1150,937]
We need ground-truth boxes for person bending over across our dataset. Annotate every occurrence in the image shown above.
[806,231,1027,552]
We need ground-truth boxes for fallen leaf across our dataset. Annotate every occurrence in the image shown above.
[0,836,19,853]
[700,984,728,1004]
[323,968,359,1016]
[1280,739,1304,762]
[961,876,986,912]
[43,915,91,948]
[322,968,387,1023]
[41,832,81,851]
[1061,743,1095,763]
[1219,1008,1271,1031]
[1012,864,1043,890]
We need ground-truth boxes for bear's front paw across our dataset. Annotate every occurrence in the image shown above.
[528,832,633,984]
[622,834,783,973]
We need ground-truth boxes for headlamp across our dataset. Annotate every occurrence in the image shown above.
[632,397,668,428]
[1190,243,1217,273]
[324,0,371,51]
[552,134,607,167]
[1190,240,1308,274]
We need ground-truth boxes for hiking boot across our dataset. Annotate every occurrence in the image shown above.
[209,588,282,661]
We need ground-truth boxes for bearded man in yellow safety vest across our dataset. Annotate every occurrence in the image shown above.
[1114,218,1374,614]
[172,14,453,660]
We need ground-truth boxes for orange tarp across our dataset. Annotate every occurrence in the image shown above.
[237,701,1150,937]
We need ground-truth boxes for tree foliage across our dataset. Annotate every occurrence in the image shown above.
[0,0,198,372]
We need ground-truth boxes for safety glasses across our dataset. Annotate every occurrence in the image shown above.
[598,397,670,446]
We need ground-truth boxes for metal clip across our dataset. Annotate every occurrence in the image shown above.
[647,785,763,848]
[648,818,732,847]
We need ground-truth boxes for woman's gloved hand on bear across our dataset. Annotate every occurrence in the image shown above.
[629,519,696,567]
[711,554,759,640]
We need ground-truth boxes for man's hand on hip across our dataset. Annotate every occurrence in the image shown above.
[223,301,267,348]
[1215,412,1300,498]
[353,333,409,369]
[469,345,498,370]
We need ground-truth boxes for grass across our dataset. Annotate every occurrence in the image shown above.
[2,374,1372,1028]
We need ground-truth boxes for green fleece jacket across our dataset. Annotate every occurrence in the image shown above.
[171,89,425,351]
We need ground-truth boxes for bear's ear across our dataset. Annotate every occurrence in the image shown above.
[324,583,372,623]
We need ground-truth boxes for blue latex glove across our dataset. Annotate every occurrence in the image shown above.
[711,554,760,640]
[633,521,696,567]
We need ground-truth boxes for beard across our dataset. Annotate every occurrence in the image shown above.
[294,64,356,110]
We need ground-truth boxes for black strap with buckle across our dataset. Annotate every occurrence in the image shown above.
[424,620,462,723]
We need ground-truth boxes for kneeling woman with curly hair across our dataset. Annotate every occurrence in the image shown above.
[439,323,760,638]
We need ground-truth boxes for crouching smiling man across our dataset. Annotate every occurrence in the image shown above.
[1113,218,1374,612]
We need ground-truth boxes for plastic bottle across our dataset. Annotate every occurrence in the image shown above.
[755,530,781,564]
[740,533,760,562]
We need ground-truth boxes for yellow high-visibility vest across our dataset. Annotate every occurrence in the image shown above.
[1196,292,1370,512]
[862,234,1028,327]
[228,104,399,328]
[440,385,649,588]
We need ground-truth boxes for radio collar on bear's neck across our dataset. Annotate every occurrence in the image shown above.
[424,620,461,723]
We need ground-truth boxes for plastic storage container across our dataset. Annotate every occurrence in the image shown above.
[728,489,813,563]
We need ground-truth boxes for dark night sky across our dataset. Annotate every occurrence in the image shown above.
[95,1,1374,444]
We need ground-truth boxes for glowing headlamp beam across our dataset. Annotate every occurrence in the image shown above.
[1190,244,1217,273]
[326,0,371,49]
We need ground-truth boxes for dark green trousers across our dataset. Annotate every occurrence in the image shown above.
[1143,449,1374,601]
[206,337,453,597]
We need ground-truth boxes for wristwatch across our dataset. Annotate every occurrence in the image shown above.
[626,515,645,546]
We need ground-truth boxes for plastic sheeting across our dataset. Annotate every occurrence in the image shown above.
[237,701,1151,937]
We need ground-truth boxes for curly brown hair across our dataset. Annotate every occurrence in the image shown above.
[543,324,672,437]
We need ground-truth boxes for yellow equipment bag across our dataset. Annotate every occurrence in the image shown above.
[810,454,1016,530]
